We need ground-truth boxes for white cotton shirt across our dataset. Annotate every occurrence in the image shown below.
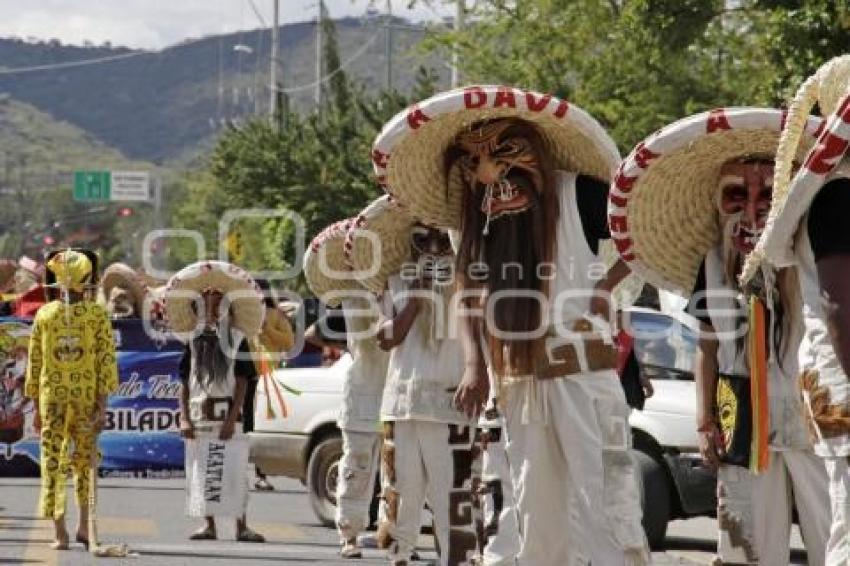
[380,275,470,425]
[548,170,609,331]
[795,217,850,456]
[337,296,391,432]
[703,245,810,451]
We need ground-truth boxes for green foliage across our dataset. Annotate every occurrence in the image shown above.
[419,0,849,151]
[171,15,439,292]
[742,0,850,104]
[0,95,157,265]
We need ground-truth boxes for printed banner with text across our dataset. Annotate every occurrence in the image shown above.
[0,317,185,478]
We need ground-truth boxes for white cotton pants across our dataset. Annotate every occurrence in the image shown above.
[502,373,649,566]
[335,429,381,542]
[823,456,850,566]
[382,419,479,566]
[479,428,521,566]
[717,450,829,565]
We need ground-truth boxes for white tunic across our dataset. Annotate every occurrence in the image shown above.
[549,171,608,332]
[380,275,469,425]
[186,330,243,428]
[337,296,391,432]
[795,216,850,456]
[702,246,809,451]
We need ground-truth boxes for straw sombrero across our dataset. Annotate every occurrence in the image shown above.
[742,56,850,284]
[164,261,264,338]
[303,219,361,307]
[372,85,621,229]
[610,107,822,294]
[260,307,294,359]
[344,196,415,293]
[101,263,149,317]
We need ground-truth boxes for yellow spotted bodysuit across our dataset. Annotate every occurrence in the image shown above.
[24,300,119,520]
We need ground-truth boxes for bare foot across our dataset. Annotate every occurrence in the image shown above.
[51,520,69,550]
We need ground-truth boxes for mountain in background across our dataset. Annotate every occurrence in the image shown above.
[0,17,446,164]
[0,94,157,258]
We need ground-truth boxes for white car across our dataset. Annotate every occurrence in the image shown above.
[250,354,363,526]
[250,308,717,546]
[626,307,716,548]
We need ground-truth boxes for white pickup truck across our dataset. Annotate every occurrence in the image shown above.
[250,308,716,548]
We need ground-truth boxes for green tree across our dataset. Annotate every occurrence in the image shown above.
[418,0,850,151]
[171,13,438,291]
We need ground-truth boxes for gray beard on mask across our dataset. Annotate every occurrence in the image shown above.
[191,325,233,390]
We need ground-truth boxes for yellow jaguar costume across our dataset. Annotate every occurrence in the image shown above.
[24,252,118,520]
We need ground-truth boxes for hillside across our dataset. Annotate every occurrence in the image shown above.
[0,18,446,164]
[0,95,157,259]
[0,94,150,172]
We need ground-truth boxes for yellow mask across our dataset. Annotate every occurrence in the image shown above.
[47,250,93,293]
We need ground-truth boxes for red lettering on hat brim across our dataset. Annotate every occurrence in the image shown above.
[464,87,488,109]
[633,143,660,169]
[706,108,732,133]
[804,130,850,175]
[406,107,431,130]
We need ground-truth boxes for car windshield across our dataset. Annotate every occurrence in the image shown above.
[628,310,698,379]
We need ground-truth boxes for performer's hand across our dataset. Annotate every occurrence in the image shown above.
[180,421,195,440]
[219,419,235,441]
[376,319,394,351]
[697,422,724,470]
[90,409,106,432]
[640,374,655,399]
[453,364,489,419]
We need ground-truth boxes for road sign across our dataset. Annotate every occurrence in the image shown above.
[73,170,151,202]
[73,170,111,202]
[111,171,151,201]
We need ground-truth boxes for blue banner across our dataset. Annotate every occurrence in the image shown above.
[0,316,186,478]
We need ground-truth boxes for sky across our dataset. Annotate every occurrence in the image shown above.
[0,0,454,49]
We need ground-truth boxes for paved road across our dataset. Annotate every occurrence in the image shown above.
[0,475,807,565]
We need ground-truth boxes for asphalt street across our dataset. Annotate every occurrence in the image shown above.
[0,475,807,565]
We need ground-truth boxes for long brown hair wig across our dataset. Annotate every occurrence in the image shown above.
[446,118,559,376]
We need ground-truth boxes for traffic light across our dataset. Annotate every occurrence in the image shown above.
[117,207,134,217]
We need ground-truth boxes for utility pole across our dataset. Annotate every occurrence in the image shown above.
[451,0,465,88]
[270,0,280,118]
[315,0,324,110]
[385,0,392,91]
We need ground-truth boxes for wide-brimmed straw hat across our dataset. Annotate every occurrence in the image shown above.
[101,263,150,316]
[372,85,621,229]
[610,107,822,294]
[344,196,415,293]
[164,261,264,338]
[742,55,850,284]
[304,219,360,307]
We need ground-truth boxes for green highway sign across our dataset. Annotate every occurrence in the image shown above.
[73,170,111,202]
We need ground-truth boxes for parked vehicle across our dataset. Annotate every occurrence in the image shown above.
[250,354,355,526]
[250,308,717,545]
[626,307,716,548]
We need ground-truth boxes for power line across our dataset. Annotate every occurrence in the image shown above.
[247,0,268,28]
[0,30,261,77]
[0,50,150,75]
[274,30,380,94]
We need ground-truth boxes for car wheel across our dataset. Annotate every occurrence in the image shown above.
[634,449,671,550]
[306,434,343,527]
